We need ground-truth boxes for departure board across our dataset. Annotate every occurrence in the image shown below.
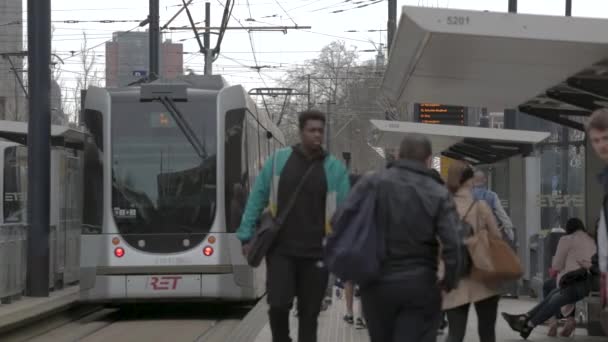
[414,103,467,125]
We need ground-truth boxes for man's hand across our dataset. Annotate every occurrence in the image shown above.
[548,268,559,278]
[242,243,251,257]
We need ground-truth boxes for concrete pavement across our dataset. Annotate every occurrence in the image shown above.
[253,297,605,342]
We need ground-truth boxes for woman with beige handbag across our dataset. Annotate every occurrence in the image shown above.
[442,160,511,342]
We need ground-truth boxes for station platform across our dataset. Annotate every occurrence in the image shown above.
[0,285,79,333]
[253,297,605,342]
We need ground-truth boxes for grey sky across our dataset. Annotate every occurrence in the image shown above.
[21,0,608,93]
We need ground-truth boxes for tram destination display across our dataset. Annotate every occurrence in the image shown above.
[414,103,467,125]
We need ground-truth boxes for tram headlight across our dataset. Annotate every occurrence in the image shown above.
[203,246,214,256]
[114,247,125,258]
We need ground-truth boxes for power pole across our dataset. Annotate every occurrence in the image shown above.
[387,0,397,54]
[149,0,160,79]
[204,2,213,75]
[566,0,572,16]
[307,74,311,110]
[508,0,517,13]
[27,0,51,297]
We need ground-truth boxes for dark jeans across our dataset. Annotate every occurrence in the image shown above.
[361,271,441,342]
[266,253,328,342]
[528,279,590,326]
[446,295,500,342]
[543,278,574,318]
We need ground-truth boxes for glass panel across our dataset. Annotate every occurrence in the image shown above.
[4,146,27,224]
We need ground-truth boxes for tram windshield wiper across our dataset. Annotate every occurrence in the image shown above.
[157,96,208,161]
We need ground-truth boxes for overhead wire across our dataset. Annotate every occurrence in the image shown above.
[273,0,298,26]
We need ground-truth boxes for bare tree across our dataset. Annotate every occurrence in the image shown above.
[70,32,101,123]
[271,41,360,143]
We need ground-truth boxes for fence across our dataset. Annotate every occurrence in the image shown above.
[0,224,80,304]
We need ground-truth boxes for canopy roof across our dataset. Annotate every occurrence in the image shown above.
[369,120,549,165]
[382,6,608,129]
[0,120,85,150]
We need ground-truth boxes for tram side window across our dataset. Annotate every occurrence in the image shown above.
[246,113,261,181]
[224,109,247,233]
[3,147,27,224]
[82,109,104,234]
[259,126,269,164]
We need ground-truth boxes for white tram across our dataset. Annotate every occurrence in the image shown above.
[80,76,284,302]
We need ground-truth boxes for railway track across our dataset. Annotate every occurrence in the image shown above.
[0,303,249,342]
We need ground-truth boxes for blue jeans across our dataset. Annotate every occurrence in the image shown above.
[528,280,590,326]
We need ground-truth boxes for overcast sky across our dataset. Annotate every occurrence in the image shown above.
[10,0,608,95]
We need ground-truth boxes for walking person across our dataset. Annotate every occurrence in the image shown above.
[342,173,366,330]
[237,110,350,342]
[472,170,515,242]
[443,160,503,342]
[348,134,462,342]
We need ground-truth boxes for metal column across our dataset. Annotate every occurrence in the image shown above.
[387,0,397,54]
[26,0,51,297]
[508,0,517,13]
[149,0,160,79]
[204,2,213,75]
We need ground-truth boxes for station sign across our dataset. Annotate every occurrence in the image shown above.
[414,103,467,126]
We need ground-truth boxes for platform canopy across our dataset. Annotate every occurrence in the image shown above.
[369,120,550,165]
[382,6,608,129]
[0,120,86,150]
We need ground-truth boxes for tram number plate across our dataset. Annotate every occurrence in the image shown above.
[126,275,201,297]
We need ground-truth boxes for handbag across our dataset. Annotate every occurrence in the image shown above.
[559,268,589,288]
[466,203,524,283]
[246,160,319,267]
[458,201,477,278]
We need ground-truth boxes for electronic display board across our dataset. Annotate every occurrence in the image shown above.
[414,103,467,125]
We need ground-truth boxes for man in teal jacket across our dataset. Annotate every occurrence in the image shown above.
[237,110,350,342]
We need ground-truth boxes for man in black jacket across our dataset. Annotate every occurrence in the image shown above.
[359,134,461,342]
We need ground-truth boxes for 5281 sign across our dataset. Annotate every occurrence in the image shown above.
[447,16,470,25]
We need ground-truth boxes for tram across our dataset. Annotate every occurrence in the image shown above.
[79,76,284,302]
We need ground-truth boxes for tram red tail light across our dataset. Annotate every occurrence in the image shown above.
[114,247,125,258]
[203,246,214,256]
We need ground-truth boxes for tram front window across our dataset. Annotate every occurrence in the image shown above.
[111,95,217,252]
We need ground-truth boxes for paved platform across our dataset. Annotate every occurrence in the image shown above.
[254,297,606,342]
[0,285,79,333]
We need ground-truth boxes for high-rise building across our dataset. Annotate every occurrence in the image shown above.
[105,32,183,87]
[0,0,25,121]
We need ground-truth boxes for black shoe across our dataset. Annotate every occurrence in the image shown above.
[519,325,533,340]
[343,315,354,324]
[501,312,528,332]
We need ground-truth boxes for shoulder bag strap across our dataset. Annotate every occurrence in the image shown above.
[461,200,477,220]
[274,160,320,227]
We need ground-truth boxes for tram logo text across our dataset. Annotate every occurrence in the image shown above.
[148,276,182,290]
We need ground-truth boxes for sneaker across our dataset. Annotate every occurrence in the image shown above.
[343,314,354,325]
[355,318,367,329]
